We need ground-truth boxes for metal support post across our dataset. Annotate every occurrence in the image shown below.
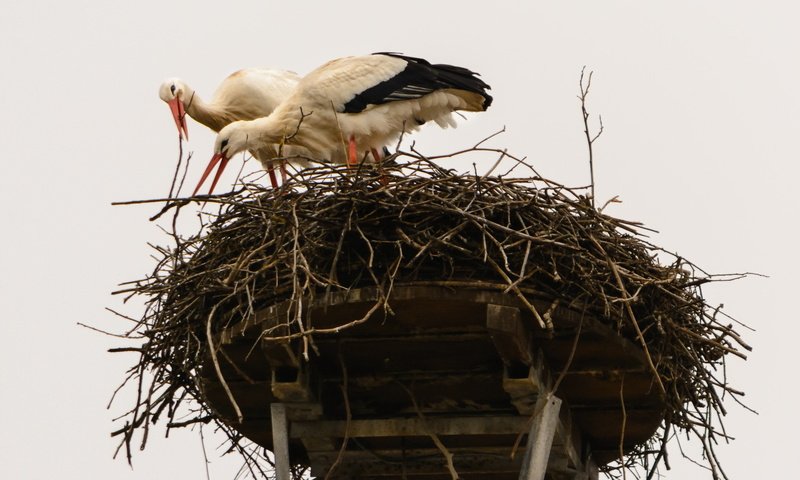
[271,403,291,480]
[519,395,562,480]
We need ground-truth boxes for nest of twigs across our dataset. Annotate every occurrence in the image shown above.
[112,151,749,479]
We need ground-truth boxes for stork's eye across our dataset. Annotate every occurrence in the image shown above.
[220,139,229,150]
[170,84,176,94]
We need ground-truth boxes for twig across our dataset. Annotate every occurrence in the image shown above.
[619,374,627,480]
[199,424,212,480]
[325,352,352,480]
[206,304,244,423]
[579,66,604,208]
[398,383,459,480]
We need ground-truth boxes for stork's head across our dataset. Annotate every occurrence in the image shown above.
[192,121,251,196]
[158,78,190,140]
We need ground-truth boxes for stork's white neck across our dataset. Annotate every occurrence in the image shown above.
[243,115,287,149]
[233,106,344,163]
[180,85,233,132]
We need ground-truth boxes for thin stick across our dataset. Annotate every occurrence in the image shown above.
[619,373,627,480]
[398,383,459,480]
[199,424,212,480]
[579,66,604,208]
[325,352,351,480]
[206,305,244,423]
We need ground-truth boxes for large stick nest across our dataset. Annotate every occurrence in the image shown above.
[112,152,750,479]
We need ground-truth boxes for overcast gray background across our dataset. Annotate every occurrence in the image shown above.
[1,1,796,478]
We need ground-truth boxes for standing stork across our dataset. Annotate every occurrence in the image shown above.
[194,53,493,195]
[158,68,301,188]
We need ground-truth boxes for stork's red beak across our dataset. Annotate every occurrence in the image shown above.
[167,97,189,140]
[193,152,230,196]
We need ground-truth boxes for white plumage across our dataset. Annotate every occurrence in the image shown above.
[195,53,493,195]
[157,68,301,187]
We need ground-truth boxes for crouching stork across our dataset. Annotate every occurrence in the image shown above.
[194,53,493,195]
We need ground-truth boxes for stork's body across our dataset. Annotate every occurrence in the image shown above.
[158,68,302,187]
[196,53,493,195]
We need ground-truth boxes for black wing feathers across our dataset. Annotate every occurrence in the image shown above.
[342,53,493,113]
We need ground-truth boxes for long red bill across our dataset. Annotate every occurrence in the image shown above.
[167,97,189,140]
[193,152,229,196]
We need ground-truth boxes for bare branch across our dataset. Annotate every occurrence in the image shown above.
[579,66,604,208]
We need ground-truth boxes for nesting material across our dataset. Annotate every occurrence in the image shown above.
[112,153,749,479]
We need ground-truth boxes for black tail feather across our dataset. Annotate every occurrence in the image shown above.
[343,52,493,113]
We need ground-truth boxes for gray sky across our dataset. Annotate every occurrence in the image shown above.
[1,1,796,478]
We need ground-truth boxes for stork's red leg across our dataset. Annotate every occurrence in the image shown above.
[280,161,288,183]
[266,163,279,189]
[348,135,358,167]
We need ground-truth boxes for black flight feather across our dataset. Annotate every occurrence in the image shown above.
[342,53,493,114]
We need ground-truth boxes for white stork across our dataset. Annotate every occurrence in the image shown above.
[193,53,493,195]
[158,68,301,188]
